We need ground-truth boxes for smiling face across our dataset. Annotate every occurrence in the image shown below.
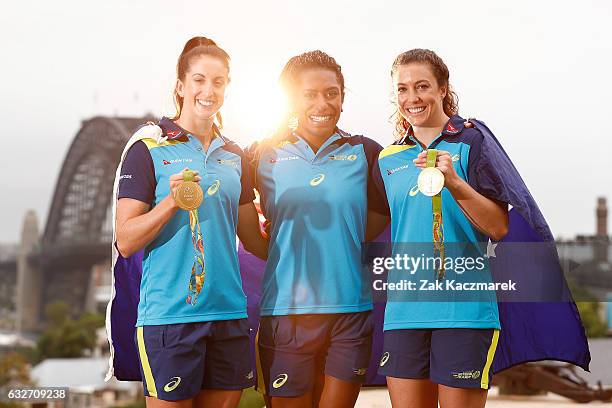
[393,62,448,128]
[291,68,343,141]
[176,54,229,122]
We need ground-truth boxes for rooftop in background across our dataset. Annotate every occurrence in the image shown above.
[32,358,135,392]
[0,331,35,348]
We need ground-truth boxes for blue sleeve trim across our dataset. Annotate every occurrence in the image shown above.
[222,142,256,205]
[117,141,155,205]
[355,136,390,215]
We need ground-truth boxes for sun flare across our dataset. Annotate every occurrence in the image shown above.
[223,67,288,147]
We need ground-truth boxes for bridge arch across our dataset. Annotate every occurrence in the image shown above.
[17,116,151,331]
[43,117,151,248]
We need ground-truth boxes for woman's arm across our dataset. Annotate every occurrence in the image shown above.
[413,150,508,241]
[115,170,200,257]
[446,178,508,241]
[366,210,390,241]
[237,202,268,260]
[116,196,177,258]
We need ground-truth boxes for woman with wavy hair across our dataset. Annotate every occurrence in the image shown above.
[374,48,589,408]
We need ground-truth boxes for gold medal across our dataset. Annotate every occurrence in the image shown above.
[174,170,203,211]
[417,167,445,197]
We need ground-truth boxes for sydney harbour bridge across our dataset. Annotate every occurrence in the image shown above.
[1,115,611,333]
[6,116,151,332]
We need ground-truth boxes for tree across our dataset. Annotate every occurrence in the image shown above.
[568,280,607,337]
[0,352,31,386]
[576,301,607,337]
[35,301,105,361]
[0,352,31,408]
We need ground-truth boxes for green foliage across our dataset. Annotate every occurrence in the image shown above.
[44,301,70,326]
[35,301,105,361]
[11,346,37,366]
[568,279,607,337]
[0,402,24,408]
[0,353,31,386]
[576,302,607,337]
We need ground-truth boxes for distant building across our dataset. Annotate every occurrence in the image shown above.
[0,331,35,352]
[31,358,140,408]
[557,197,612,332]
[558,198,610,261]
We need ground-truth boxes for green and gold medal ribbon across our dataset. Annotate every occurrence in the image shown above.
[174,170,206,305]
[426,149,446,280]
[186,207,205,305]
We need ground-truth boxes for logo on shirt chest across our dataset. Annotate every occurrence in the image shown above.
[310,173,326,186]
[268,156,299,164]
[207,180,221,196]
[386,164,410,176]
[162,158,193,166]
[329,154,358,161]
[217,158,240,168]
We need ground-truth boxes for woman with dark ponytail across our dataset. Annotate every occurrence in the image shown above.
[107,36,268,407]
[248,50,389,407]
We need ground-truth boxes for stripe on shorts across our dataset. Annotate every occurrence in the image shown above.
[137,327,158,397]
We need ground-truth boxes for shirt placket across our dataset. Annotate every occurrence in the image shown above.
[188,135,225,173]
[294,133,342,166]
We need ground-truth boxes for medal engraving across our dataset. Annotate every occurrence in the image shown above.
[417,167,445,197]
[174,170,204,211]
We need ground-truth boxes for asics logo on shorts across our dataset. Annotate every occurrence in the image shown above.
[380,352,390,367]
[246,371,254,380]
[272,373,289,389]
[163,376,181,392]
[310,174,325,186]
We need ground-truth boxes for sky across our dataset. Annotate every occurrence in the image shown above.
[1,0,611,243]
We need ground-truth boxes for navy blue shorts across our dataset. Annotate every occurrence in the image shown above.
[378,328,500,389]
[257,312,374,397]
[135,319,254,401]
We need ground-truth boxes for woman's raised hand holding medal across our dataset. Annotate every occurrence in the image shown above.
[413,150,461,191]
[169,168,204,211]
